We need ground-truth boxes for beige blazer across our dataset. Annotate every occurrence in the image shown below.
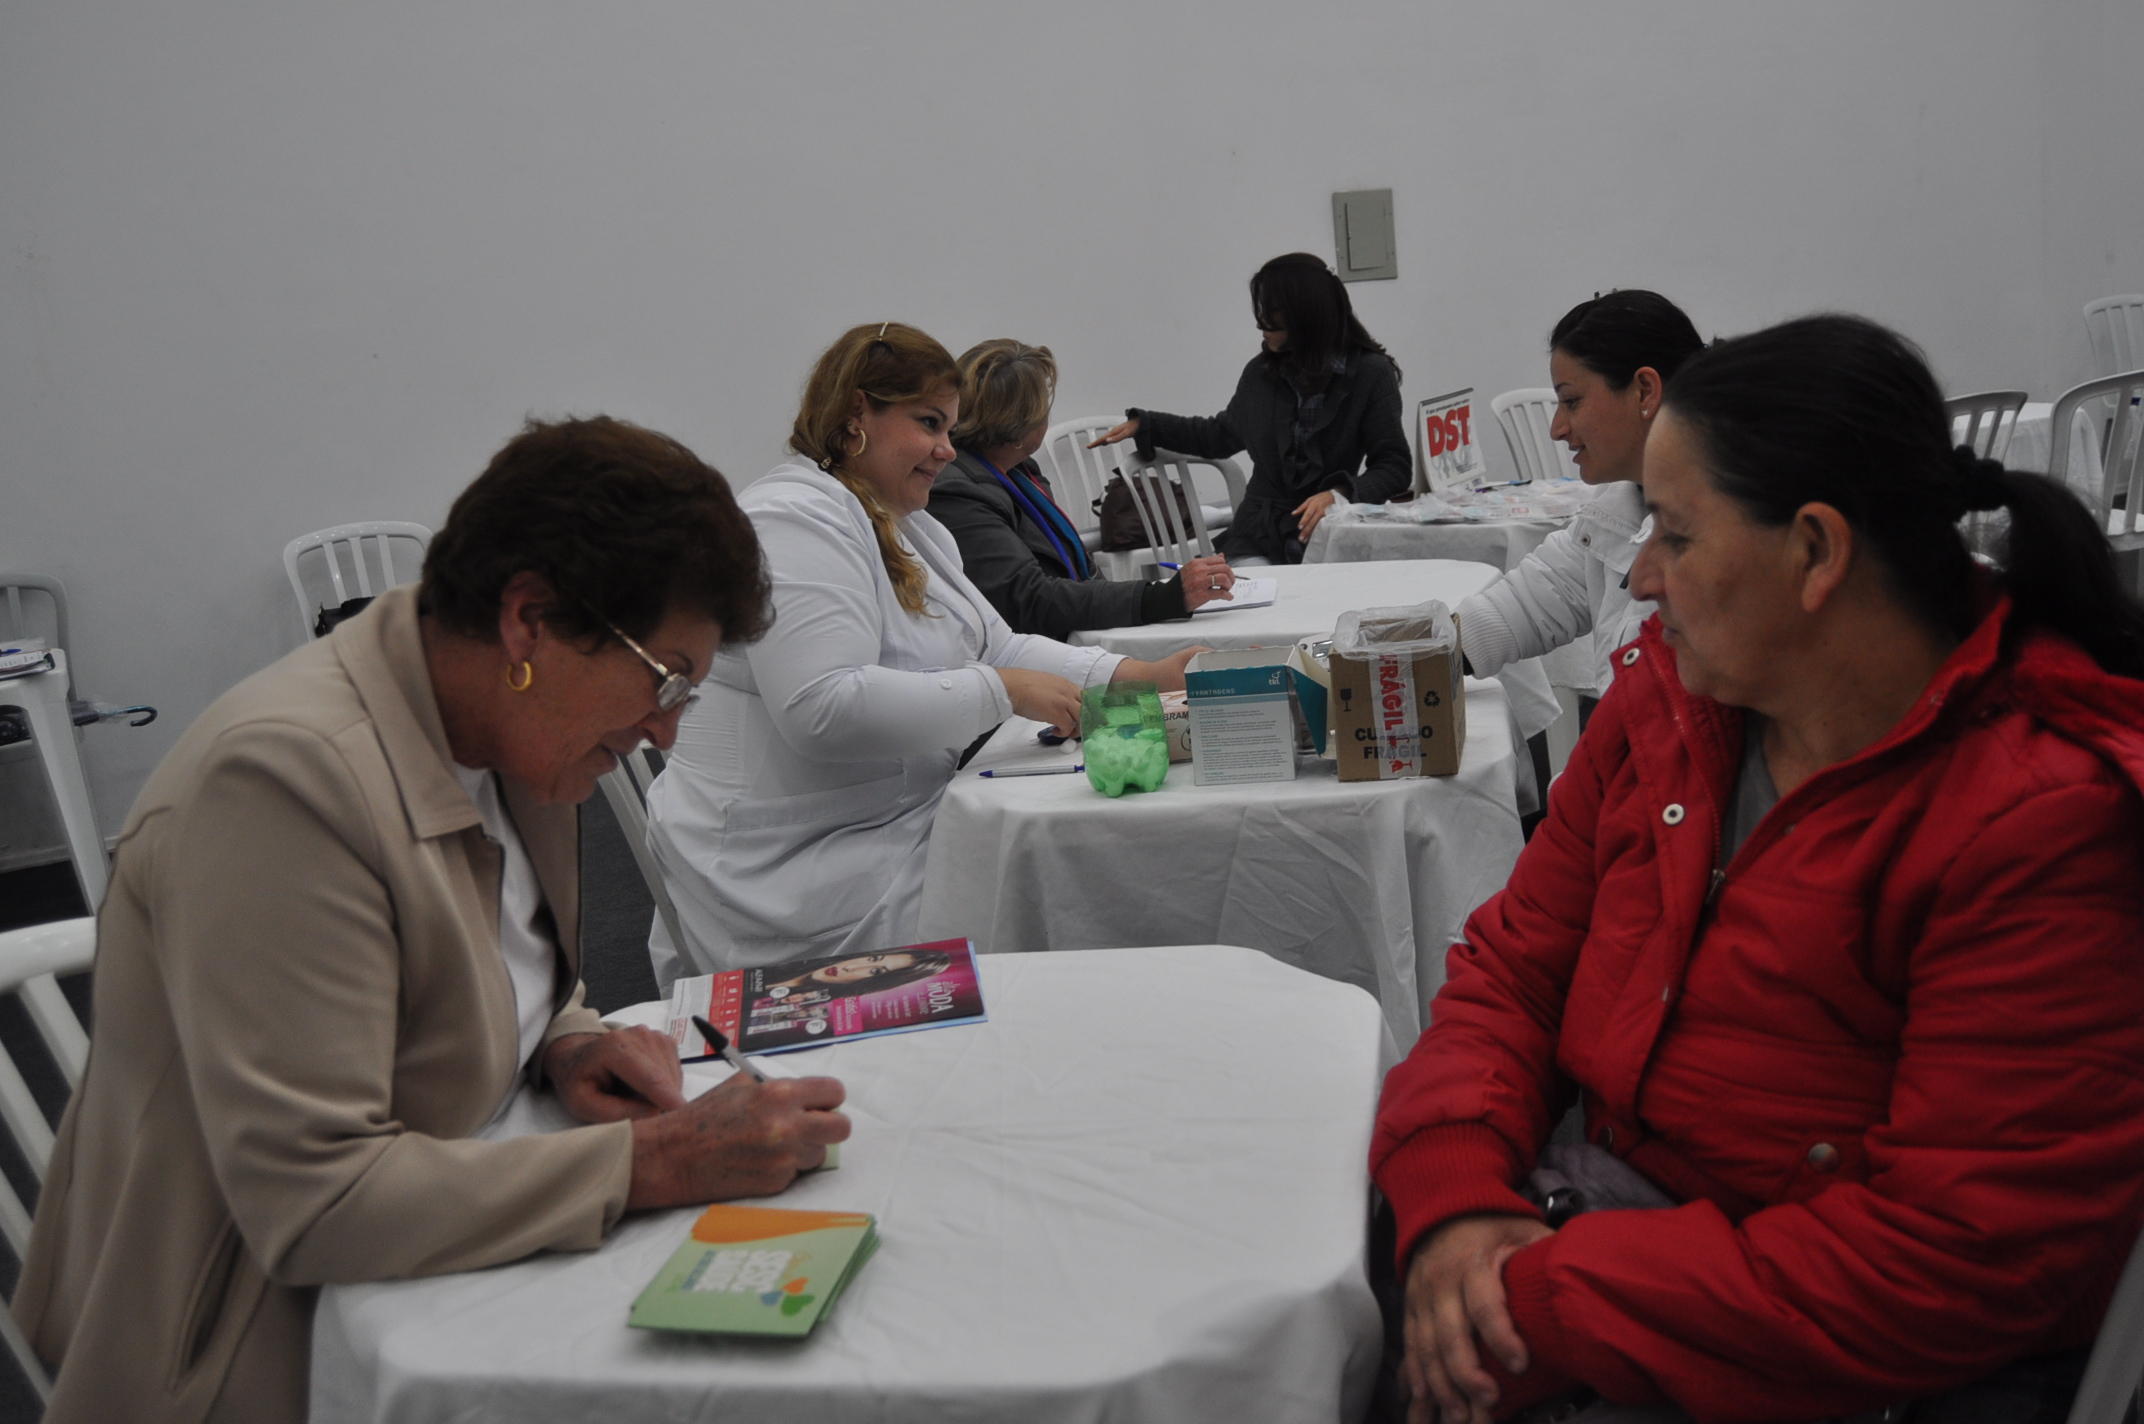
[13,587,635,1423]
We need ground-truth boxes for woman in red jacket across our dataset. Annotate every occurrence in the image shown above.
[1374,313,2144,1424]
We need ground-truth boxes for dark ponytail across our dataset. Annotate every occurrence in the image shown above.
[1662,313,2144,679]
[1550,289,1704,388]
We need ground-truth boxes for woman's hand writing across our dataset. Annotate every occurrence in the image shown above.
[1087,418,1140,448]
[627,1072,851,1209]
[1177,554,1236,613]
[999,668,1082,736]
[1111,646,1203,693]
[1402,1213,1555,1424]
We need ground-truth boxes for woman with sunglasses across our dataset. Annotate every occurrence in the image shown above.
[1089,252,1411,564]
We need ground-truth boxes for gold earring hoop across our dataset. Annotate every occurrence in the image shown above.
[846,424,869,459]
[506,660,534,693]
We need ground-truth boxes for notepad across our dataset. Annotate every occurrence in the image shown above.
[628,1203,879,1337]
[1192,576,1278,613]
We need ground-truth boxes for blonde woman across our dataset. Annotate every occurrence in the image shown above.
[929,338,1233,638]
[644,323,1197,984]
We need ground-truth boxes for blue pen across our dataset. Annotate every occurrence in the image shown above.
[1157,561,1181,571]
[979,764,1085,778]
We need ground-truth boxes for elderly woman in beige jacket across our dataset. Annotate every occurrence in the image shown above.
[14,417,851,1423]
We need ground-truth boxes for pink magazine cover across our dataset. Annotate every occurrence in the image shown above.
[666,939,986,1058]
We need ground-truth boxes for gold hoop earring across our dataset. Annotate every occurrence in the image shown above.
[506,660,534,693]
[846,424,869,460]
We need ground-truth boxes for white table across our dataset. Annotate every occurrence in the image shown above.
[1069,557,1562,742]
[311,948,1385,1424]
[919,690,1527,1051]
[1306,511,1566,571]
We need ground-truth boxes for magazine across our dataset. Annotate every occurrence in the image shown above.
[628,1202,879,1337]
[665,938,987,1058]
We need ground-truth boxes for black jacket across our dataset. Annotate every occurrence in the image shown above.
[1134,348,1410,563]
[927,450,1187,640]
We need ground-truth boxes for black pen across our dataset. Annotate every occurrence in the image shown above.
[691,1014,766,1083]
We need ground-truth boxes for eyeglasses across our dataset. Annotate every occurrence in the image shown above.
[598,616,694,713]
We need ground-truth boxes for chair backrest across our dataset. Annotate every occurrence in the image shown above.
[1146,449,1248,528]
[0,575,67,654]
[596,748,688,987]
[2065,1221,2144,1424]
[1116,461,1215,568]
[1035,417,1125,547]
[282,522,432,642]
[2049,369,2144,544]
[2085,295,2144,377]
[1946,390,2029,463]
[1489,388,1576,485]
[0,916,94,1404]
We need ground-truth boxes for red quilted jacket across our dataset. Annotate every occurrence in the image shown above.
[1372,599,2144,1422]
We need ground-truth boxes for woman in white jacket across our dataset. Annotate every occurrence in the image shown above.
[1458,291,1704,697]
[645,323,1196,985]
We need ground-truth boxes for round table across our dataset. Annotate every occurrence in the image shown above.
[920,686,1527,1051]
[310,948,1385,1424]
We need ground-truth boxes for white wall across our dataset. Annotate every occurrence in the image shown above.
[4,0,2140,839]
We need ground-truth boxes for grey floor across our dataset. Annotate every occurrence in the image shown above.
[0,794,659,1420]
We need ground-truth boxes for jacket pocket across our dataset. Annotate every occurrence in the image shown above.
[171,1220,243,1384]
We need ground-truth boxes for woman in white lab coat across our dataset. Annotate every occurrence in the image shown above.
[645,322,1197,985]
[1457,290,1704,697]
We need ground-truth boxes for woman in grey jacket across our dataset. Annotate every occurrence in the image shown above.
[929,339,1235,639]
[1090,253,1411,564]
[1457,291,1704,697]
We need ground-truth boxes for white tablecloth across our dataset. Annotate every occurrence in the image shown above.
[1069,557,1562,741]
[1305,517,1595,696]
[1306,512,1566,571]
[919,691,1526,1051]
[312,948,1385,1424]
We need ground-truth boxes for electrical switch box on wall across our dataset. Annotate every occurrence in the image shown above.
[1331,189,1395,282]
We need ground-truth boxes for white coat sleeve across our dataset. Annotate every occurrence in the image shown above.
[1456,524,1600,677]
[744,497,1034,759]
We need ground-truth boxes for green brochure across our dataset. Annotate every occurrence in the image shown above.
[628,1203,880,1336]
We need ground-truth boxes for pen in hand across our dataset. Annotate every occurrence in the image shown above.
[691,1015,766,1083]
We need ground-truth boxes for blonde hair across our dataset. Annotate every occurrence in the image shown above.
[951,339,1057,452]
[790,323,959,615]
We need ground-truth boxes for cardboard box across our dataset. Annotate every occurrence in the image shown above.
[1185,648,1300,785]
[1328,610,1467,781]
[1158,691,1193,763]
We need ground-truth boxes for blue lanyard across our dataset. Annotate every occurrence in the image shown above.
[974,455,1090,579]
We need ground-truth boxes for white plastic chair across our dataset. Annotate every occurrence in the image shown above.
[2065,1223,2144,1424]
[1948,391,2029,557]
[596,748,688,991]
[2085,296,2144,378]
[0,576,107,914]
[1947,390,2029,462]
[1489,388,1577,485]
[1143,449,1246,538]
[2048,369,2144,561]
[0,916,95,1405]
[1115,460,1216,572]
[1035,418,1122,554]
[282,522,431,643]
